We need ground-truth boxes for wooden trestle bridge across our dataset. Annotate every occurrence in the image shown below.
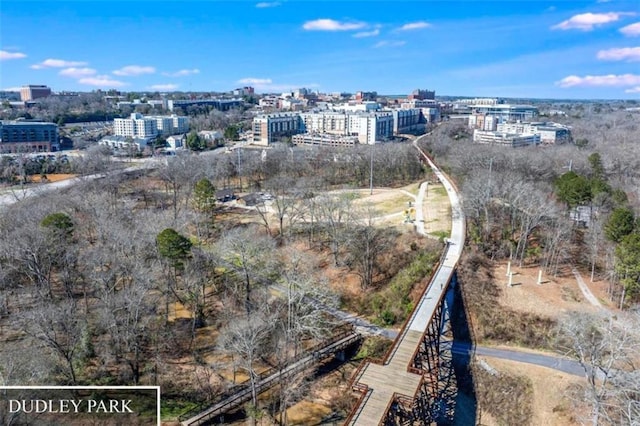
[345,145,466,425]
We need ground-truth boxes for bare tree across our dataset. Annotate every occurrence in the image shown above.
[315,193,355,266]
[217,312,275,423]
[217,225,277,316]
[556,311,640,426]
[157,154,203,221]
[344,205,394,290]
[20,299,85,384]
[98,271,157,385]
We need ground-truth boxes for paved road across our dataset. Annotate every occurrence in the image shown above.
[0,159,161,208]
[452,342,588,377]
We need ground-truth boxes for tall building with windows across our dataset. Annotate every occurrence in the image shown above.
[20,85,52,101]
[0,120,59,153]
[114,113,157,138]
[114,113,189,138]
[253,113,302,146]
[470,104,538,124]
[408,89,435,100]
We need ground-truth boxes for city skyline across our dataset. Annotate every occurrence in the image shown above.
[1,0,639,99]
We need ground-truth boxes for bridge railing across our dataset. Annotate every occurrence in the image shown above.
[178,327,360,424]
[343,384,373,426]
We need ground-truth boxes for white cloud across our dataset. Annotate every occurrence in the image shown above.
[256,1,280,7]
[79,75,127,87]
[625,86,640,93]
[149,84,178,91]
[31,58,87,69]
[237,77,273,85]
[353,29,380,38]
[302,19,366,31]
[0,50,27,61]
[398,21,431,31]
[597,47,640,61]
[552,12,635,31]
[620,22,640,36]
[556,73,640,87]
[374,40,406,48]
[112,65,156,76]
[162,68,200,77]
[59,67,97,78]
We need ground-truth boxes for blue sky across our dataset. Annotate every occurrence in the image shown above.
[1,0,639,99]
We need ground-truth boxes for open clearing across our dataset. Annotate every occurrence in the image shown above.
[476,357,581,426]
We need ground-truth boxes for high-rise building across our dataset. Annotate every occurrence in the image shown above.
[20,85,52,101]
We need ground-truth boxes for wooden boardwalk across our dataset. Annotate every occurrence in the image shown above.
[347,142,466,425]
[180,331,362,426]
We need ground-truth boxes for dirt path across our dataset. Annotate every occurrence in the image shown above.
[571,267,605,310]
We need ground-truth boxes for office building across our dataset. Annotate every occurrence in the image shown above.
[470,104,539,123]
[20,85,52,101]
[167,99,243,112]
[408,89,435,100]
[355,91,378,102]
[0,120,59,153]
[496,122,571,144]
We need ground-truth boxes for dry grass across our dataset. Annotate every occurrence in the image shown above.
[473,359,534,426]
[459,251,557,349]
[30,173,77,183]
[475,357,581,426]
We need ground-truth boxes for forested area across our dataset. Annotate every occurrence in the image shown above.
[420,108,640,307]
[0,141,436,423]
[420,106,640,425]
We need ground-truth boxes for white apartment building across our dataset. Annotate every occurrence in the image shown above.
[254,110,394,146]
[114,113,158,138]
[355,112,393,145]
[455,98,502,106]
[333,101,380,113]
[300,112,350,135]
[471,104,539,123]
[473,130,540,148]
[292,133,359,147]
[468,113,498,131]
[114,113,189,138]
[299,110,394,144]
[496,121,571,144]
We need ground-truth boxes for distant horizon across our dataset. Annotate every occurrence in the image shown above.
[3,1,640,100]
[4,87,639,103]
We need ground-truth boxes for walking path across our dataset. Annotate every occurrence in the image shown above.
[572,267,605,309]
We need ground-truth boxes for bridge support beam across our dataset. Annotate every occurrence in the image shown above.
[384,273,459,425]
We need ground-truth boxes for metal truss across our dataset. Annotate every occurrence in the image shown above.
[384,273,460,425]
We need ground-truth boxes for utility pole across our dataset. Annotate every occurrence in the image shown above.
[369,143,374,195]
[237,147,242,190]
